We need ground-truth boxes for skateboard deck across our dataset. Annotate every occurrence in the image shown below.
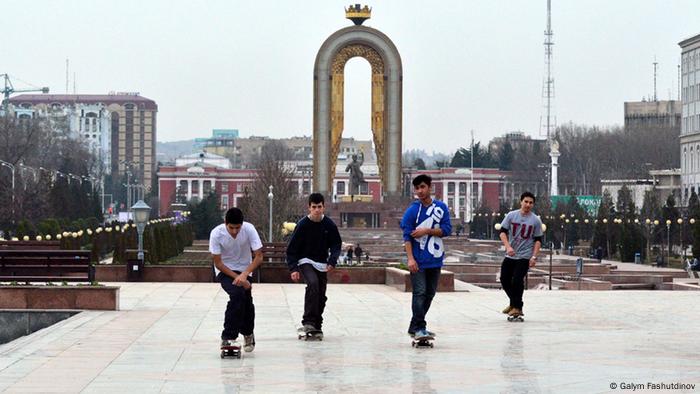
[411,335,435,348]
[298,329,323,341]
[220,344,242,359]
[507,314,524,322]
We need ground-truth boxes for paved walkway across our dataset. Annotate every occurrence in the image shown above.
[1,283,699,392]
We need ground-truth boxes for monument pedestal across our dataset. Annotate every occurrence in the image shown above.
[329,196,411,228]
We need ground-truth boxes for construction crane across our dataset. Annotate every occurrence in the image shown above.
[1,74,49,113]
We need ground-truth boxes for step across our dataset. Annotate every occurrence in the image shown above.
[611,283,656,290]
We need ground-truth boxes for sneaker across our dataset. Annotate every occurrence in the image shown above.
[314,330,324,340]
[502,305,513,314]
[220,339,239,348]
[508,308,523,317]
[414,329,431,339]
[243,334,255,352]
[425,330,436,337]
[303,323,316,332]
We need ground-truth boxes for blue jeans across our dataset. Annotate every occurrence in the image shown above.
[408,267,441,333]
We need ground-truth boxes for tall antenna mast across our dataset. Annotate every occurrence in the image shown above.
[653,57,658,102]
[541,0,559,196]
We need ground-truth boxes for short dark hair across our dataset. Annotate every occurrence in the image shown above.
[412,174,432,187]
[225,207,244,224]
[308,193,325,206]
[520,191,536,203]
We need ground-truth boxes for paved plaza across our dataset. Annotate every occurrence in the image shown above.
[1,283,699,393]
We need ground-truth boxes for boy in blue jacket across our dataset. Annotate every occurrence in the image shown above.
[400,174,452,339]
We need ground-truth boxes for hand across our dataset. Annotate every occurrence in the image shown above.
[506,246,515,257]
[291,271,300,282]
[407,259,419,273]
[529,256,537,268]
[233,275,250,289]
[411,228,430,238]
[326,264,334,272]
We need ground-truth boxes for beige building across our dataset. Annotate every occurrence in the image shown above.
[624,100,681,129]
[680,33,700,203]
[205,135,374,169]
[9,93,158,190]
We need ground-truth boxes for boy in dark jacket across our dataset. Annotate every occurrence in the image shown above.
[286,193,342,338]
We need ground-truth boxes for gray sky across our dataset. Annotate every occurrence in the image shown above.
[3,0,699,153]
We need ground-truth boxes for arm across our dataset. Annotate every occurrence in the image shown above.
[404,241,418,273]
[286,221,304,281]
[530,240,541,267]
[326,222,342,270]
[233,248,263,286]
[400,206,419,273]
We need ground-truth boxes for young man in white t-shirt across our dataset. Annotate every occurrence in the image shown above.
[209,208,263,352]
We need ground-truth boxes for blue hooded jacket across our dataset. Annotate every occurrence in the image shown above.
[400,199,452,269]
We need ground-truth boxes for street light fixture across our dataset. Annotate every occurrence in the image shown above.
[267,185,274,242]
[131,200,151,263]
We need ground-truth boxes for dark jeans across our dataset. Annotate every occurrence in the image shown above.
[218,272,255,340]
[408,267,441,333]
[299,264,328,330]
[500,258,529,309]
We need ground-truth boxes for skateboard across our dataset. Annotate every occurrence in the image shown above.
[297,329,323,341]
[220,342,242,359]
[411,335,435,348]
[507,313,524,322]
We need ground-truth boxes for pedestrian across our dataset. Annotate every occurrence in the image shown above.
[286,193,342,339]
[498,191,543,320]
[209,207,263,353]
[400,174,452,339]
[345,245,354,265]
[354,244,363,265]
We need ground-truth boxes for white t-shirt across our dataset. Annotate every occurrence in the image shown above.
[209,222,263,275]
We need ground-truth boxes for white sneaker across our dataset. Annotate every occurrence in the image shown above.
[243,334,255,352]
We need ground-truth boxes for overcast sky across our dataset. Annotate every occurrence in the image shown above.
[3,0,699,153]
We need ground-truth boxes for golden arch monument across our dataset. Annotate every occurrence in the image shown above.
[313,6,403,198]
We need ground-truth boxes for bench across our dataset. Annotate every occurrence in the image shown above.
[0,250,94,283]
[0,241,62,250]
[261,242,287,263]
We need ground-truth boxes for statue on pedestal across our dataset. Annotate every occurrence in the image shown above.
[345,151,365,196]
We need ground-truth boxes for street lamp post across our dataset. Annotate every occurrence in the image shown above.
[0,160,15,222]
[267,186,274,242]
[131,200,151,263]
[678,217,685,262]
[666,219,672,266]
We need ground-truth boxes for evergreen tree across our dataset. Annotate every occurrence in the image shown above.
[688,192,700,258]
[413,158,426,170]
[189,192,222,239]
[616,186,645,262]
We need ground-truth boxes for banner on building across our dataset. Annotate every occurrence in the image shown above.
[550,195,602,216]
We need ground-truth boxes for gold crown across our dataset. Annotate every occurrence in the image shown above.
[345,4,371,25]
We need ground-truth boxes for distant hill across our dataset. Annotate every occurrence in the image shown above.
[156,140,198,164]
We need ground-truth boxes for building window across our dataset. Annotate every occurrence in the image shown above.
[303,181,310,194]
[459,182,466,194]
[236,183,242,193]
[359,182,369,195]
[337,181,345,195]
[221,195,229,210]
[222,182,228,193]
[448,182,455,194]
[203,180,212,194]
[448,198,454,212]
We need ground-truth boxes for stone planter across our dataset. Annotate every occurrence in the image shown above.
[385,267,454,292]
[0,286,120,310]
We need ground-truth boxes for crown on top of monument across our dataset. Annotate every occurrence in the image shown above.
[345,4,371,25]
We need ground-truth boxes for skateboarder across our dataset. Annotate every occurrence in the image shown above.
[400,174,452,340]
[209,207,263,353]
[498,191,543,320]
[286,193,342,339]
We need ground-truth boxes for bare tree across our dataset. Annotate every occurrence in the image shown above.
[239,141,302,242]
